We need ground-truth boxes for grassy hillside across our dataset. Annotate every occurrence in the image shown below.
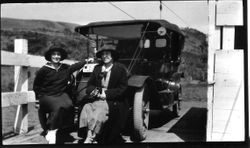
[1,18,208,92]
[1,18,92,60]
[1,17,77,33]
[178,28,208,81]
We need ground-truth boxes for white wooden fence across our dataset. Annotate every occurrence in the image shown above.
[1,39,77,134]
[207,0,246,141]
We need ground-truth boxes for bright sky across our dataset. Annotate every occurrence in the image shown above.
[1,1,209,34]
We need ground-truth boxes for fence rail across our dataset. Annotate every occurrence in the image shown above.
[1,91,35,108]
[1,39,77,134]
[1,50,76,67]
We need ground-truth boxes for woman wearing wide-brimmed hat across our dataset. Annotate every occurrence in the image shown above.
[78,43,129,144]
[33,46,86,144]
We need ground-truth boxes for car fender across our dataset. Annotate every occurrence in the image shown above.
[128,75,150,88]
[128,75,163,110]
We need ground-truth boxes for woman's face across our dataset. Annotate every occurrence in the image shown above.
[101,51,113,64]
[51,51,61,63]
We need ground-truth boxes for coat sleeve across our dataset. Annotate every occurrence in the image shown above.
[33,67,45,100]
[68,61,86,74]
[105,65,128,101]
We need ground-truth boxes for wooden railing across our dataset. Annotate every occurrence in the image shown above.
[1,39,77,134]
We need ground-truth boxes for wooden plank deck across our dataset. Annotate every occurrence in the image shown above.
[3,126,47,145]
[2,101,207,145]
[2,125,82,145]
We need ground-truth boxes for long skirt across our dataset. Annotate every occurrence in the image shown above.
[79,100,109,135]
[39,93,74,130]
[97,100,129,144]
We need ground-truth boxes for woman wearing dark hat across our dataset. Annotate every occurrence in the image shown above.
[78,43,129,144]
[33,46,86,144]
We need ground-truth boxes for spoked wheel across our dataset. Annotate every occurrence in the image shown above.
[131,84,150,142]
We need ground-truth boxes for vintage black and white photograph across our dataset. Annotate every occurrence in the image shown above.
[1,0,247,146]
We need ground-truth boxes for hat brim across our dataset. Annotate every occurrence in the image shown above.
[96,49,119,61]
[45,47,67,61]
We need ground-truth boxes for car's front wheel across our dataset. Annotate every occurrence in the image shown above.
[131,84,150,142]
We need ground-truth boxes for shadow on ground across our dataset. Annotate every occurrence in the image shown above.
[148,109,176,129]
[168,107,207,142]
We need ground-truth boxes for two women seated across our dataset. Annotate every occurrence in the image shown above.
[34,43,128,144]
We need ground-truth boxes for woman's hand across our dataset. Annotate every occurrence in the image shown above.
[90,88,100,98]
[90,87,106,100]
[97,92,106,100]
[97,89,106,100]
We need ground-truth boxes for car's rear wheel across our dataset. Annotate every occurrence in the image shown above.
[172,93,180,117]
[131,84,150,142]
[172,102,179,117]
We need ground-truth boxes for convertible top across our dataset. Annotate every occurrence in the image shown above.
[75,19,184,39]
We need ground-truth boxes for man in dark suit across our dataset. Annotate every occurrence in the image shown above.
[79,43,128,144]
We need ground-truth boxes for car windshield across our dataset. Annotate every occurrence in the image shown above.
[89,34,179,62]
[89,24,143,39]
[90,36,142,60]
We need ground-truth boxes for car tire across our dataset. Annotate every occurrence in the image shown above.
[172,102,179,117]
[131,84,150,142]
[172,93,180,117]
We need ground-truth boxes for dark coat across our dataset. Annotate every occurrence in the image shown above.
[86,62,128,101]
[85,62,129,144]
[33,61,86,98]
[33,61,86,131]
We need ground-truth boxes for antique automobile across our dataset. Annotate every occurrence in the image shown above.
[74,19,185,141]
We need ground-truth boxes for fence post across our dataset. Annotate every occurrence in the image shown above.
[13,39,29,134]
[207,1,221,141]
